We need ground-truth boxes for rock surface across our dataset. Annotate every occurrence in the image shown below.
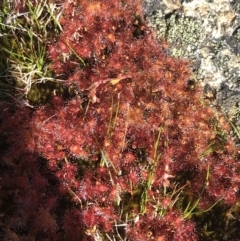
[142,0,240,123]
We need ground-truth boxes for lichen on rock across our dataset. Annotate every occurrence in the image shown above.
[143,0,240,122]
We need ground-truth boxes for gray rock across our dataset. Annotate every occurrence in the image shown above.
[142,0,240,121]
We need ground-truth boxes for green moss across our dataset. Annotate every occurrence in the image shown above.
[27,82,65,104]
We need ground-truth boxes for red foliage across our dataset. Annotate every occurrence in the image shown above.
[126,210,198,241]
[1,0,240,240]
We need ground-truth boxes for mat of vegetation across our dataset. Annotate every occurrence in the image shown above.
[1,1,240,240]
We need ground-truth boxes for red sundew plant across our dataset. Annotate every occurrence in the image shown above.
[1,0,240,240]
